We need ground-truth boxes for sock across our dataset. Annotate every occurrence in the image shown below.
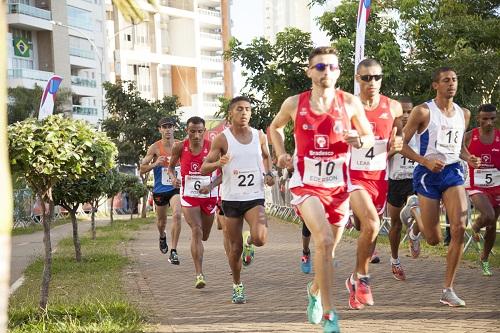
[350,274,356,285]
[323,311,334,321]
[159,234,166,239]
[390,257,400,265]
[356,272,370,280]
[233,282,242,288]
[171,249,177,253]
[443,287,453,293]
[303,249,310,255]
[409,229,420,240]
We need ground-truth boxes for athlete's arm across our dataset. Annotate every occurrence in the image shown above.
[260,131,275,186]
[388,100,404,158]
[139,144,162,175]
[269,96,296,169]
[199,173,222,194]
[460,109,481,168]
[201,134,229,175]
[344,94,374,148]
[168,142,183,187]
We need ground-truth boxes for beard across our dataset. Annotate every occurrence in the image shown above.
[319,77,334,88]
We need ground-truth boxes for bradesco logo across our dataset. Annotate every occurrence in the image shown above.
[314,135,329,150]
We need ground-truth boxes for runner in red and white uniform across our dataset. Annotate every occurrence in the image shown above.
[169,116,220,289]
[270,47,374,332]
[346,58,403,310]
[464,104,499,276]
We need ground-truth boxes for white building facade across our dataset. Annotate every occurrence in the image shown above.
[263,0,310,43]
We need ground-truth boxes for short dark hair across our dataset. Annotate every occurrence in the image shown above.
[478,104,497,113]
[356,58,382,73]
[228,96,251,112]
[432,66,455,83]
[398,96,413,104]
[308,47,338,65]
[186,116,205,126]
[157,116,176,127]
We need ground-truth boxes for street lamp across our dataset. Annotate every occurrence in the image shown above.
[50,20,105,122]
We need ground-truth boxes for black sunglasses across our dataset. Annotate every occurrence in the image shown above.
[160,123,174,129]
[359,74,383,82]
[310,63,339,72]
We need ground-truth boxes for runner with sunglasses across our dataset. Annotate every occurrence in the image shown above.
[140,117,182,265]
[270,46,374,332]
[400,67,480,306]
[346,58,403,310]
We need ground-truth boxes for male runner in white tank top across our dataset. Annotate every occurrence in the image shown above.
[201,96,275,304]
[400,67,481,306]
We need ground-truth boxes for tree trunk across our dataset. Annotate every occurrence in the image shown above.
[109,197,114,224]
[0,3,14,328]
[69,209,81,262]
[48,200,55,222]
[39,195,52,309]
[91,202,96,240]
[141,193,147,218]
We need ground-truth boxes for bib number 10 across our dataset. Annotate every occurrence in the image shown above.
[314,160,336,176]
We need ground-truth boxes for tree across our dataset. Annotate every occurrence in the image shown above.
[0,3,13,332]
[103,169,128,224]
[8,115,116,309]
[102,80,182,217]
[122,174,148,220]
[8,86,72,124]
[225,28,315,151]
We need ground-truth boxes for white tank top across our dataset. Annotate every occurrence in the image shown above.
[416,100,465,165]
[389,135,418,180]
[221,128,265,201]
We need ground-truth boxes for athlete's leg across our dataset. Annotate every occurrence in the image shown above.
[169,194,182,250]
[416,194,441,245]
[470,193,497,261]
[224,216,244,284]
[156,204,168,237]
[182,206,204,275]
[217,213,231,256]
[350,190,379,276]
[297,196,335,314]
[243,205,268,247]
[442,186,468,289]
[302,222,311,254]
[388,202,403,260]
[201,211,215,241]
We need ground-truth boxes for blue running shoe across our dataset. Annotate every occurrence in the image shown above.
[301,252,312,274]
[232,283,246,304]
[322,310,340,333]
[307,281,322,324]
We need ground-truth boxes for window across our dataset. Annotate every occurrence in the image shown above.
[67,6,93,31]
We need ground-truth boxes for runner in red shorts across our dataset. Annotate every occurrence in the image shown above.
[270,46,374,332]
[464,104,499,276]
[346,58,403,309]
[169,116,219,289]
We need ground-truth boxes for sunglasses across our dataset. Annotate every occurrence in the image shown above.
[310,63,339,72]
[359,74,383,82]
[160,124,174,129]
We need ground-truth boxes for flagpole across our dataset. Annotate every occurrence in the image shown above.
[354,0,371,95]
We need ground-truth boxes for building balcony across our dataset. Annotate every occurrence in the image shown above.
[73,105,98,116]
[198,8,221,25]
[201,55,223,70]
[69,48,98,69]
[202,79,224,94]
[200,32,222,50]
[7,68,54,89]
[71,76,98,97]
[7,2,53,31]
[69,48,95,60]
[161,0,194,11]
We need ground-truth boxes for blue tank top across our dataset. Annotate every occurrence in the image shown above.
[152,140,179,194]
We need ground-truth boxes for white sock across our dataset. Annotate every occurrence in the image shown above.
[356,272,370,280]
[409,229,421,240]
[390,257,400,265]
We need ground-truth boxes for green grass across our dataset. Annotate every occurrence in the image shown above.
[11,217,75,236]
[8,217,153,333]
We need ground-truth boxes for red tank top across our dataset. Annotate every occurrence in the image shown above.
[349,94,394,180]
[467,128,500,190]
[289,89,350,189]
[180,139,217,198]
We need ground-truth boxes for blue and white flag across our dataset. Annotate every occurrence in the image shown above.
[38,75,63,120]
[354,0,371,95]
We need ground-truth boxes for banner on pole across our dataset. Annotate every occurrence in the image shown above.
[354,0,371,95]
[38,75,63,121]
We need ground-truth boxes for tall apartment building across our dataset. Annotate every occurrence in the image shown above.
[263,0,310,43]
[6,0,106,125]
[106,0,226,121]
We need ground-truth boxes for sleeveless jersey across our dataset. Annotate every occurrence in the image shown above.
[221,128,265,201]
[180,139,218,198]
[152,140,180,194]
[416,100,465,165]
[388,135,418,180]
[467,128,500,190]
[349,94,394,180]
[289,89,350,189]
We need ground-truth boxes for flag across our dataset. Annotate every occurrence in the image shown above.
[13,37,30,57]
[354,0,371,95]
[38,75,63,120]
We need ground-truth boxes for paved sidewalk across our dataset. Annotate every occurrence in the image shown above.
[124,217,500,333]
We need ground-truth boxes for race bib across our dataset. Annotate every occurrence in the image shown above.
[161,166,180,186]
[390,154,416,180]
[230,169,264,196]
[184,175,211,198]
[303,156,345,188]
[474,168,500,187]
[350,139,388,171]
[436,127,461,156]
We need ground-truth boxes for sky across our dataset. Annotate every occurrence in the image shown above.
[229,0,340,92]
